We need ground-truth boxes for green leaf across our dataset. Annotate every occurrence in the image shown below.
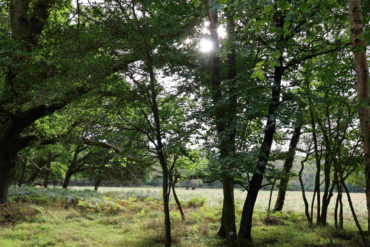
[279,0,290,11]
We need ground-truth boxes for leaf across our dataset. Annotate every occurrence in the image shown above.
[279,0,290,11]
[193,0,201,8]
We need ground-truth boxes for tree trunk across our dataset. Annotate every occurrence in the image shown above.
[348,0,370,231]
[299,158,312,224]
[206,1,237,244]
[171,182,185,221]
[94,176,102,191]
[146,50,171,246]
[0,158,15,204]
[318,158,332,226]
[274,123,302,212]
[267,180,276,217]
[161,165,171,247]
[343,183,367,246]
[62,171,73,189]
[43,162,51,188]
[18,159,27,187]
[238,63,284,243]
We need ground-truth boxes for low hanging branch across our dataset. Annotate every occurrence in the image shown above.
[81,136,121,154]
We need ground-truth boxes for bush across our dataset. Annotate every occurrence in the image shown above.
[185,196,206,208]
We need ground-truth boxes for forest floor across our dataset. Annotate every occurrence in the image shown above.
[0,186,367,247]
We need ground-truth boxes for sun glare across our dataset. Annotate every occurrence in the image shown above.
[199,39,214,53]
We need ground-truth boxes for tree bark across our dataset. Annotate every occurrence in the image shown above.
[298,158,312,224]
[205,1,238,244]
[43,161,51,188]
[146,50,171,247]
[348,0,370,231]
[343,183,367,246]
[239,64,284,242]
[0,158,15,204]
[62,170,73,189]
[18,159,27,187]
[318,157,332,226]
[274,123,302,211]
[171,182,185,221]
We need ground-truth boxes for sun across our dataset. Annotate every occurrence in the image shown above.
[199,39,214,53]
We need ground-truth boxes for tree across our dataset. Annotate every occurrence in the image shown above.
[348,0,370,231]
[0,0,129,203]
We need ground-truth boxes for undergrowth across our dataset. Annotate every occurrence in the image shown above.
[0,186,365,247]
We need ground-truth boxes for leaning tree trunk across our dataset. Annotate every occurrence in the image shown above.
[171,182,185,221]
[274,122,302,212]
[239,64,284,242]
[348,0,370,231]
[62,170,73,189]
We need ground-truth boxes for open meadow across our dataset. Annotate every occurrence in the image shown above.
[0,186,366,247]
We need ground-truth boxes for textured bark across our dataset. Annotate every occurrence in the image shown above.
[274,123,302,212]
[348,0,370,231]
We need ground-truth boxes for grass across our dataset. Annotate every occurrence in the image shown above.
[0,186,367,247]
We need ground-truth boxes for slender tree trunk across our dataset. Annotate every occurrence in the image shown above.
[310,188,317,224]
[238,64,284,243]
[310,108,321,223]
[146,51,171,247]
[299,158,312,224]
[18,159,27,187]
[339,191,343,228]
[171,182,185,221]
[349,0,370,232]
[161,162,171,247]
[43,162,51,188]
[267,180,276,217]
[318,158,332,226]
[343,183,367,246]
[274,123,302,212]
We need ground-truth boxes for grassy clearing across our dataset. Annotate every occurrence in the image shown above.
[0,186,366,247]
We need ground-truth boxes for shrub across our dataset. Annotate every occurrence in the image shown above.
[185,196,206,208]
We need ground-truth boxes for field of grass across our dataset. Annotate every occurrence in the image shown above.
[0,186,367,247]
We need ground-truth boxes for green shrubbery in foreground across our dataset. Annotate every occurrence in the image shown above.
[0,187,364,247]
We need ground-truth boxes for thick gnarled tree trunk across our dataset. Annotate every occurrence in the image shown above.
[0,156,16,204]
